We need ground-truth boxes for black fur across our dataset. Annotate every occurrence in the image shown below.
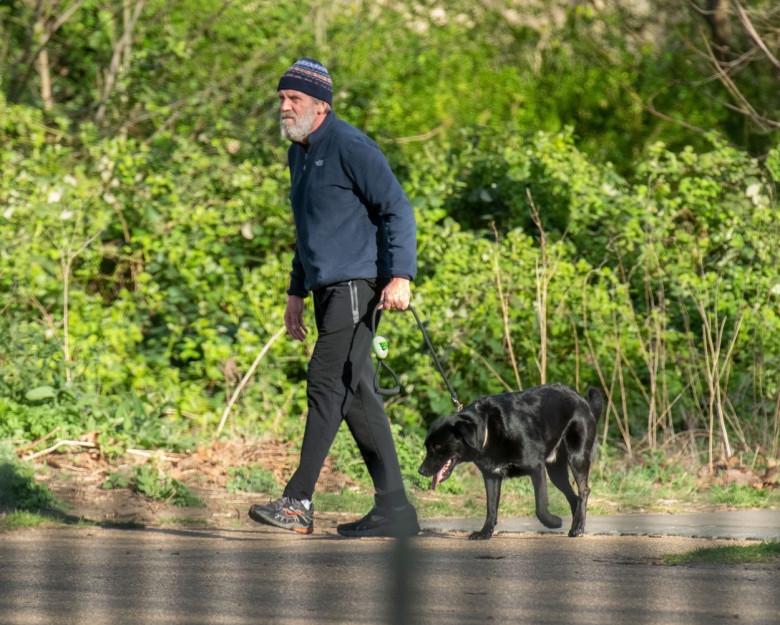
[418,383,603,540]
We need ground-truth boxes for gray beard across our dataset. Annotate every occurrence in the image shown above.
[280,107,317,143]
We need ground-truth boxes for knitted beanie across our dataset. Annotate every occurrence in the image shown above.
[277,58,333,105]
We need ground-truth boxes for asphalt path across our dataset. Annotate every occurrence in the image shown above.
[1,511,778,625]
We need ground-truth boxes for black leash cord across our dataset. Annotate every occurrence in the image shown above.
[371,304,464,411]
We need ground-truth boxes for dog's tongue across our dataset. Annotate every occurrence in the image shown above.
[431,459,451,490]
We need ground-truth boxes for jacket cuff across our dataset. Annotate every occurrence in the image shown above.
[287,286,309,298]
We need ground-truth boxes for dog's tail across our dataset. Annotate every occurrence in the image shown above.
[586,387,604,422]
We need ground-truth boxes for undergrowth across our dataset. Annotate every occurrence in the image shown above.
[102,463,204,507]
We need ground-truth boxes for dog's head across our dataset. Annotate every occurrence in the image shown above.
[418,410,484,490]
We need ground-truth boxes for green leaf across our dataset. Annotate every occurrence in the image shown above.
[25,386,57,402]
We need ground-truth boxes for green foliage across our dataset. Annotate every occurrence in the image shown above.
[0,2,779,488]
[102,463,204,507]
[226,465,280,496]
[0,446,58,513]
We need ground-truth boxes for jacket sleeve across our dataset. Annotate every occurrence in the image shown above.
[287,245,308,297]
[343,139,417,280]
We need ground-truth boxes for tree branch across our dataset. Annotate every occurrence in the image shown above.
[735,1,780,70]
[95,0,146,123]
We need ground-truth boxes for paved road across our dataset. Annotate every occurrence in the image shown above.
[1,511,778,625]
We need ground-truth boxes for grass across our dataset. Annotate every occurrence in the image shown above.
[0,458,59,513]
[315,489,374,514]
[102,463,205,508]
[317,445,780,518]
[664,542,780,565]
[0,510,53,531]
[0,444,65,530]
[226,465,281,496]
[0,448,71,531]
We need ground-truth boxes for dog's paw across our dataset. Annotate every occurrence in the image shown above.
[567,526,584,538]
[468,529,494,540]
[539,514,563,529]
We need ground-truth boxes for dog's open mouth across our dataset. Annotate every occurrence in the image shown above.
[431,457,457,490]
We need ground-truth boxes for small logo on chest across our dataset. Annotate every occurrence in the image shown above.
[314,159,324,167]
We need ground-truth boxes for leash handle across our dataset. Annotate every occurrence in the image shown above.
[371,306,401,396]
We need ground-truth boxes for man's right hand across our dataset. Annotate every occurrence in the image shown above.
[284,295,307,341]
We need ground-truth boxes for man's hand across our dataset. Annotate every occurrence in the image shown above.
[284,295,307,341]
[379,277,411,311]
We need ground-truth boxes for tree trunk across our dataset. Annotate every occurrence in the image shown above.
[33,16,54,110]
[705,0,732,61]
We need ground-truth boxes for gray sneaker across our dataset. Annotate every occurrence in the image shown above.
[248,496,314,535]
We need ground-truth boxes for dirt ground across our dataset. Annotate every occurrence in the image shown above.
[26,438,359,528]
[14,436,780,529]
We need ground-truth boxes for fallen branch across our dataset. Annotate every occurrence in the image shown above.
[16,428,60,455]
[24,440,97,461]
[126,449,183,462]
[215,326,286,438]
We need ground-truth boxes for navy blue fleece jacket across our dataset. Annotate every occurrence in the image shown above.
[286,112,416,296]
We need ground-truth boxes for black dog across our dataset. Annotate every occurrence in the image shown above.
[419,383,603,540]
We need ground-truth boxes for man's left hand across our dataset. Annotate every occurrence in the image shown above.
[379,277,411,311]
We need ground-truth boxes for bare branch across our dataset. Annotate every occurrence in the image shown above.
[641,92,712,135]
[95,0,146,123]
[703,34,780,130]
[735,1,780,70]
[490,222,522,390]
[216,326,287,438]
[392,121,452,145]
[12,0,89,104]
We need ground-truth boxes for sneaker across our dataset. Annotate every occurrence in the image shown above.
[248,497,314,535]
[337,505,420,538]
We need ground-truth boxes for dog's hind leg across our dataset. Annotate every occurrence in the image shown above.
[531,464,563,529]
[470,473,502,540]
[546,450,578,518]
[567,443,593,537]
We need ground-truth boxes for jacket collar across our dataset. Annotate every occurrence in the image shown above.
[305,111,334,148]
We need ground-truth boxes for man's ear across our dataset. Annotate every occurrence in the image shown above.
[455,417,481,452]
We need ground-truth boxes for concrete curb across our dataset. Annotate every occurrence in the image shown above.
[421,509,780,540]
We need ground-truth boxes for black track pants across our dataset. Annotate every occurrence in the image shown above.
[283,279,407,505]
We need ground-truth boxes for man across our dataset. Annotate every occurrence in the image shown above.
[249,58,420,538]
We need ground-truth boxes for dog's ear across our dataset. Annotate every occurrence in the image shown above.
[454,416,481,453]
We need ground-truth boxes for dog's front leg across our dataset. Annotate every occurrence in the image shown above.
[470,473,502,540]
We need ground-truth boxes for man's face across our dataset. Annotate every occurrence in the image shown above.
[279,89,322,142]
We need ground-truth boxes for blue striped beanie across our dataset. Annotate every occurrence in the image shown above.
[277,57,333,105]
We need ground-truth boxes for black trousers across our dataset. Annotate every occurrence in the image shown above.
[283,279,408,507]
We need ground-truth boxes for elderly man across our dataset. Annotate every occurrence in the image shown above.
[249,58,420,538]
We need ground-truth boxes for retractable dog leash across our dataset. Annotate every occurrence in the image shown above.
[371,304,464,411]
